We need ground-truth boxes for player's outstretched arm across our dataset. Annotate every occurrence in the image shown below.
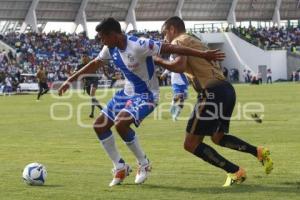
[154,55,187,73]
[160,43,225,62]
[58,59,103,96]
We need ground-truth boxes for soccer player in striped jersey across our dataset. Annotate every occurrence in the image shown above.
[160,68,188,121]
[58,17,224,187]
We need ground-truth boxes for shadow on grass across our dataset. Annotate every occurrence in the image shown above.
[139,183,299,194]
[39,184,64,188]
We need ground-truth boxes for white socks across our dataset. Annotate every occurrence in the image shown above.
[100,134,124,169]
[99,129,148,169]
[125,135,148,166]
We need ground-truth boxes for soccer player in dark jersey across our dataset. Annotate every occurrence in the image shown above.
[58,17,225,187]
[36,66,49,100]
[76,53,102,118]
[155,16,273,187]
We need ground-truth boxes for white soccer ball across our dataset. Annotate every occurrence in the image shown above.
[22,163,47,186]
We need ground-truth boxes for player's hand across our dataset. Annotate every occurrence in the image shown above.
[153,55,163,65]
[160,75,166,80]
[58,81,70,96]
[203,49,225,62]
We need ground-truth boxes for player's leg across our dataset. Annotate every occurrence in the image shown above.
[210,80,273,175]
[170,84,178,117]
[93,93,132,186]
[184,132,241,179]
[171,84,187,121]
[211,132,257,157]
[85,85,94,118]
[210,85,258,157]
[37,82,43,100]
[184,134,246,187]
[41,82,49,95]
[89,84,102,118]
[114,111,151,184]
[170,95,179,119]
[90,84,103,110]
[93,114,119,167]
[115,111,149,164]
[211,132,273,174]
[115,95,155,184]
[185,87,245,186]
[172,93,185,121]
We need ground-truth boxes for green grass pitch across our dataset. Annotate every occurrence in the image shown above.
[0,83,299,200]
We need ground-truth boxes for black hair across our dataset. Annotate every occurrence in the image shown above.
[82,51,88,56]
[95,17,122,34]
[162,16,186,33]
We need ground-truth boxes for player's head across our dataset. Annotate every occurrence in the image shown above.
[95,17,122,47]
[161,16,186,43]
[81,52,90,64]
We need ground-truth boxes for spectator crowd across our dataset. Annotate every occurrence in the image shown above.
[232,26,300,51]
[1,26,300,94]
[0,30,168,93]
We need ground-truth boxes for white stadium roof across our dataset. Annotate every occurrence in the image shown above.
[0,0,299,33]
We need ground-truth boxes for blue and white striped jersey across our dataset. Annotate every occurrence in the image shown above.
[162,69,189,86]
[161,54,189,86]
[96,35,161,99]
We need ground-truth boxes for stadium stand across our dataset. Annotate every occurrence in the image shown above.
[0,31,100,91]
[0,30,167,92]
[232,26,300,51]
[1,0,300,93]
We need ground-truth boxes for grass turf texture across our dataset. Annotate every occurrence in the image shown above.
[0,83,299,200]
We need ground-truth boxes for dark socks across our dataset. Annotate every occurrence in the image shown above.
[91,97,102,110]
[90,97,102,117]
[91,105,95,116]
[37,88,49,100]
[37,91,42,100]
[97,104,103,110]
[219,135,257,157]
[41,89,49,95]
[193,143,239,173]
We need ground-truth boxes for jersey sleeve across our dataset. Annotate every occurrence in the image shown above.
[162,69,170,76]
[134,37,161,57]
[96,46,111,61]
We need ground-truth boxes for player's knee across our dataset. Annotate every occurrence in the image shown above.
[93,120,103,134]
[183,141,191,152]
[211,132,224,145]
[183,139,199,153]
[114,119,129,135]
[93,116,110,134]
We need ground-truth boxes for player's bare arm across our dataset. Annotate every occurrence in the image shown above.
[58,59,103,96]
[154,55,187,73]
[160,43,225,62]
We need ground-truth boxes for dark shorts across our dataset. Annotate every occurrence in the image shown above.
[39,82,49,90]
[85,80,98,96]
[186,80,236,136]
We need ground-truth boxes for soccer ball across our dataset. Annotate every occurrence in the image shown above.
[22,163,47,186]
